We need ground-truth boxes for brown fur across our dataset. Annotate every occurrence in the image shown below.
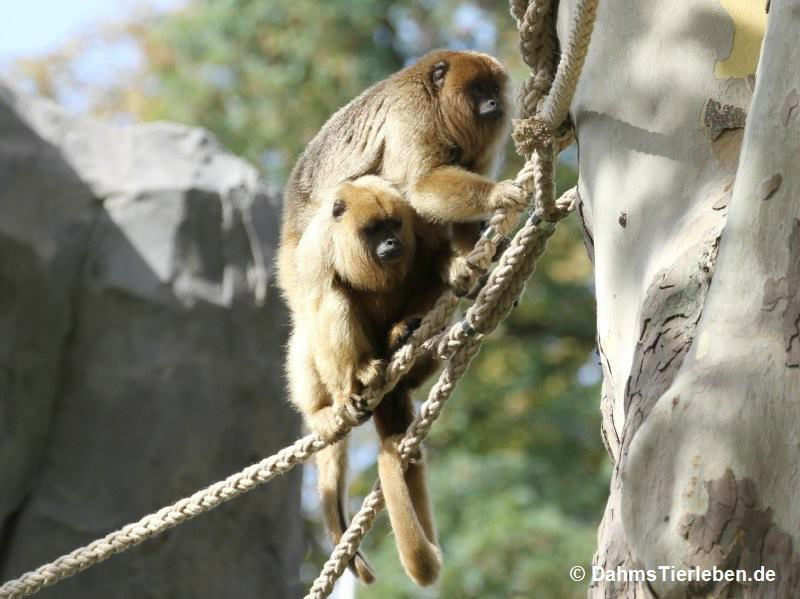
[372,343,443,586]
[277,50,522,307]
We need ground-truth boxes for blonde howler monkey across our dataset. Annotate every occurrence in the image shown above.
[283,176,447,584]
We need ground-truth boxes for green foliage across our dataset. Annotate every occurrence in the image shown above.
[127,0,407,182]
[110,0,536,185]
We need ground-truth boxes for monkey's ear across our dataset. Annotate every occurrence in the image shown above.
[332,199,346,219]
[430,61,449,90]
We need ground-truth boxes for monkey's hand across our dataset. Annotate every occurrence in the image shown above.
[388,317,423,352]
[355,358,386,390]
[448,256,483,297]
[487,180,527,212]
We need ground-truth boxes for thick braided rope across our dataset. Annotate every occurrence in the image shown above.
[0,433,329,598]
[517,0,558,117]
[0,287,457,599]
[539,0,598,128]
[0,283,483,599]
[0,290,458,599]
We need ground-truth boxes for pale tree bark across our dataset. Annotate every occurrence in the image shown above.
[557,0,800,596]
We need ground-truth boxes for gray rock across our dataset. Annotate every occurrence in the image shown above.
[0,82,303,598]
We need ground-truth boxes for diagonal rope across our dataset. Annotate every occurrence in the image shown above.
[0,434,328,598]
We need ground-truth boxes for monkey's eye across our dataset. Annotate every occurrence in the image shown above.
[431,61,449,89]
[446,145,463,165]
[332,199,346,219]
[363,221,382,236]
[386,218,402,231]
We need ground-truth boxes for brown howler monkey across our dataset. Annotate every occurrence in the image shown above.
[277,49,521,315]
[284,176,446,585]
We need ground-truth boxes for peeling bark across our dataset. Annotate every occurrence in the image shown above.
[762,219,800,367]
[679,469,800,598]
[620,219,722,468]
[704,99,747,141]
[558,0,800,597]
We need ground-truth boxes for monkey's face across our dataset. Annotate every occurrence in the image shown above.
[421,50,511,172]
[330,179,416,293]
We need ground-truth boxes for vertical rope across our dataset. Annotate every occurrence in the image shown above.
[539,0,599,128]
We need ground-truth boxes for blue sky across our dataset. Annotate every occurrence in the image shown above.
[0,0,184,62]
[0,1,187,113]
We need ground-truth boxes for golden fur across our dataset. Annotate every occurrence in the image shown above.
[284,176,447,584]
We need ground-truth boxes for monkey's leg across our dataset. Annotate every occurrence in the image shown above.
[374,390,438,543]
[287,331,376,584]
[374,390,442,586]
[315,437,376,584]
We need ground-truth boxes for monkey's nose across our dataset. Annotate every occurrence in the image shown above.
[479,98,498,115]
[377,238,403,262]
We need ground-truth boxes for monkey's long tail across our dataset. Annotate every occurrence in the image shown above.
[377,435,442,587]
[316,441,376,584]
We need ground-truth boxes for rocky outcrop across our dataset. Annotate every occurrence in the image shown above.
[0,83,303,598]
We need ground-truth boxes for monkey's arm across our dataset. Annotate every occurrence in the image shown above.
[312,288,382,405]
[409,166,525,223]
[286,329,377,584]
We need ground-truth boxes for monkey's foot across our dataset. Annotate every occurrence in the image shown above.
[488,179,527,212]
[351,551,376,584]
[388,317,423,351]
[344,393,373,425]
[355,359,386,389]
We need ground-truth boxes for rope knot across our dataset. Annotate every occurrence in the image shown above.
[334,396,372,435]
[512,116,553,157]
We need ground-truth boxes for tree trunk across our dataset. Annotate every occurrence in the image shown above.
[559,0,800,596]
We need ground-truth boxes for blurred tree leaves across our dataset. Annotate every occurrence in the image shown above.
[118,0,410,182]
[12,1,608,596]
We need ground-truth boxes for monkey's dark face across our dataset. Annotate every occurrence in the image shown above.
[421,50,511,172]
[466,77,504,121]
[330,181,416,293]
[361,216,406,265]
